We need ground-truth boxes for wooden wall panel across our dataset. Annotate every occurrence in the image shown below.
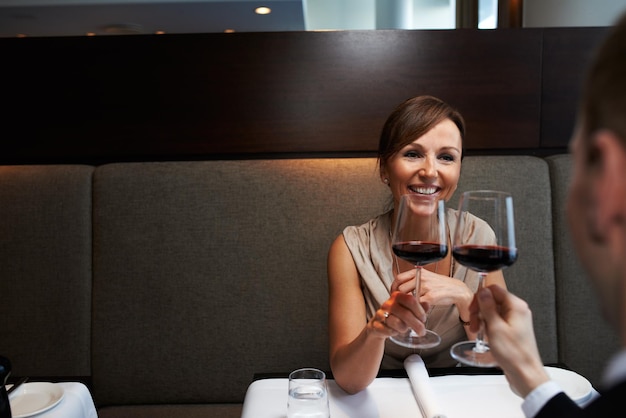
[0,27,604,164]
[541,27,609,148]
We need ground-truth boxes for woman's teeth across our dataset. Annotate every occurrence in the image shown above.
[409,186,437,195]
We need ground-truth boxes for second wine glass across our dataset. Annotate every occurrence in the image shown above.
[450,190,518,367]
[390,195,448,349]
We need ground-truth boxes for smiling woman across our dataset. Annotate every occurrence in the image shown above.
[326,95,509,394]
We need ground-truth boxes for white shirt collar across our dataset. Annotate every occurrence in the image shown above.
[602,348,626,388]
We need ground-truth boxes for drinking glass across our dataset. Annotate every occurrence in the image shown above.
[390,195,448,349]
[287,368,329,418]
[450,190,518,367]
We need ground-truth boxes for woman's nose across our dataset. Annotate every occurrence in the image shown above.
[419,157,437,177]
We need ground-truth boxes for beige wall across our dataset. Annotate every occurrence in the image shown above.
[524,0,626,27]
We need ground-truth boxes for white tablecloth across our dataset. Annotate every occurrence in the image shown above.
[242,377,419,418]
[7,382,97,418]
[241,371,598,418]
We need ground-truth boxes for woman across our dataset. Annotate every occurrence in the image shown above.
[327,95,507,394]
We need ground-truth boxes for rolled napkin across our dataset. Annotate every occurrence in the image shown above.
[404,354,448,418]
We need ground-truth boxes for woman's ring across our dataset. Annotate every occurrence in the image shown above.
[383,311,390,325]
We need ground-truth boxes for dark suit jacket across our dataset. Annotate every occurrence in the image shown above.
[536,380,626,417]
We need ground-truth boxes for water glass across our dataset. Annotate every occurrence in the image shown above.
[287,368,330,418]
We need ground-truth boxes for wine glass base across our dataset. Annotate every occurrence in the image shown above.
[450,341,498,367]
[390,329,441,349]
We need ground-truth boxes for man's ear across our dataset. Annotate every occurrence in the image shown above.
[591,130,626,233]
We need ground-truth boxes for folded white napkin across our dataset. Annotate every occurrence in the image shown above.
[404,354,448,418]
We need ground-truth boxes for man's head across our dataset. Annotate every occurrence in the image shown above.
[578,13,626,151]
[567,12,626,329]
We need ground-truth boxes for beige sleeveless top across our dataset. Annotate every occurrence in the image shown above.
[343,208,493,368]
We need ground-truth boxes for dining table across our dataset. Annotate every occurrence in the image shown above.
[241,355,598,418]
[6,380,97,418]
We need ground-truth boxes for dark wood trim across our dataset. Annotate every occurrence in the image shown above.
[0,27,609,165]
[498,0,524,28]
[456,0,479,28]
[541,27,608,147]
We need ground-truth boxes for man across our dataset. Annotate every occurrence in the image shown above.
[470,11,626,418]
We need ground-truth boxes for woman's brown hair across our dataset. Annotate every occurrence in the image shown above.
[377,95,465,173]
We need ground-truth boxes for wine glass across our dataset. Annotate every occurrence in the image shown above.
[390,194,448,349]
[450,190,518,367]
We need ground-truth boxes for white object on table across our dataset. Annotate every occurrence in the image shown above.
[7,381,97,418]
[242,363,597,418]
[404,354,448,418]
[287,368,329,418]
[242,377,419,418]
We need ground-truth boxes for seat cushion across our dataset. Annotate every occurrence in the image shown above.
[91,159,388,406]
[546,154,620,386]
[98,403,242,418]
[449,155,558,363]
[0,164,94,378]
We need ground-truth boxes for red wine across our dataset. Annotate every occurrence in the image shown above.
[452,245,518,272]
[392,241,448,266]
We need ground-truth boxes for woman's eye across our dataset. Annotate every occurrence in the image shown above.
[439,154,455,162]
[404,151,421,158]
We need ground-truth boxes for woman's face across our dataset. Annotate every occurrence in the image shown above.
[382,118,462,210]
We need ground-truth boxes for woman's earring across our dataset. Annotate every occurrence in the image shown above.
[383,178,389,185]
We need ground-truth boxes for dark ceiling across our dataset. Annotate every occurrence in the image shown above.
[0,0,307,38]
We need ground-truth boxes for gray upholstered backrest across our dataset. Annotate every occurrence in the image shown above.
[546,154,620,386]
[0,155,612,406]
[0,165,93,378]
[91,158,389,406]
[90,156,563,406]
[448,155,558,364]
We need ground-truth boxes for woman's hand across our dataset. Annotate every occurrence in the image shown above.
[390,269,418,294]
[392,267,473,320]
[419,268,473,308]
[370,291,429,338]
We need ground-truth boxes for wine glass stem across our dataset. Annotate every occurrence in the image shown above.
[409,265,423,337]
[414,265,422,297]
[474,272,488,353]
